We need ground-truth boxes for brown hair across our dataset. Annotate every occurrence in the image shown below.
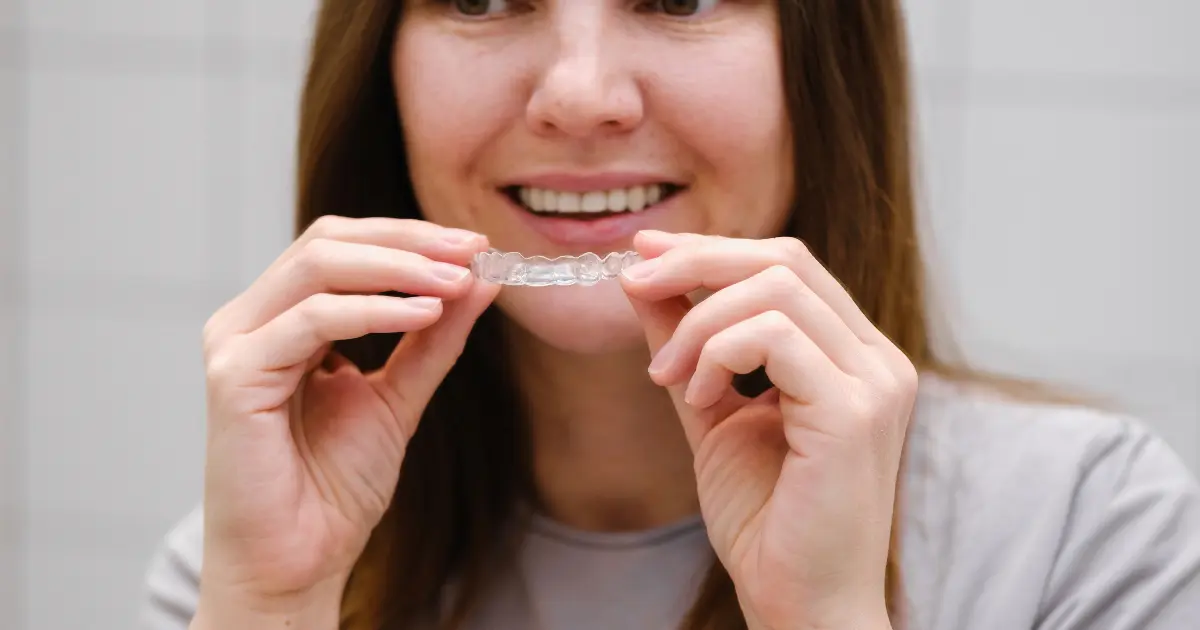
[296,1,929,628]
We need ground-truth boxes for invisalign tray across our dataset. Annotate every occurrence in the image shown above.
[471,249,643,287]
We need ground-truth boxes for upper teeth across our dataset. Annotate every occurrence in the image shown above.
[518,185,665,213]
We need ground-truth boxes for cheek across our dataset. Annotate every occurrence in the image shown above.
[392,26,529,223]
[652,34,788,162]
[647,37,793,232]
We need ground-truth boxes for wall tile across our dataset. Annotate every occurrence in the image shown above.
[26,27,205,77]
[200,73,246,294]
[0,55,27,630]
[0,307,24,630]
[26,506,167,629]
[246,0,321,45]
[234,76,304,291]
[967,0,1200,79]
[24,291,210,523]
[911,89,974,360]
[25,67,213,283]
[27,0,205,41]
[949,103,1200,361]
[0,2,20,31]
[902,0,959,70]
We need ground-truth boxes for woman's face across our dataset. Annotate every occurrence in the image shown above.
[394,0,793,353]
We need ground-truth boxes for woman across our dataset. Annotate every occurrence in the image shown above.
[139,1,1200,629]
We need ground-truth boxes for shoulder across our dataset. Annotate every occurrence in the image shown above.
[136,505,205,630]
[900,372,1200,630]
[903,372,1183,498]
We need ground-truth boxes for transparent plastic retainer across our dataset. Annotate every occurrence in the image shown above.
[472,249,644,287]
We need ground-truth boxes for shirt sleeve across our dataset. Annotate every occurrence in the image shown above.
[136,506,204,630]
[1036,422,1200,629]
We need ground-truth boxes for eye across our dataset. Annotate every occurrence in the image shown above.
[654,0,720,17]
[453,0,508,17]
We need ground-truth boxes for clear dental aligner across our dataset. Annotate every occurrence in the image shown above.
[472,249,644,287]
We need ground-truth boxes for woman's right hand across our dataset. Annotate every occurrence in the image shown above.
[195,216,499,613]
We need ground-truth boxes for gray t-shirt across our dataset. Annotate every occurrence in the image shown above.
[137,375,1200,629]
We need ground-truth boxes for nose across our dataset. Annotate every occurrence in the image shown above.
[525,20,643,138]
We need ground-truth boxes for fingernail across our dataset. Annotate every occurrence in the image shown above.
[442,229,481,245]
[431,262,471,282]
[407,296,442,311]
[648,339,677,376]
[621,257,660,281]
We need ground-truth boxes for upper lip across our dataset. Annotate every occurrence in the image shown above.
[500,171,687,192]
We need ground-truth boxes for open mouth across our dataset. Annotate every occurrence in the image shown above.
[502,183,684,219]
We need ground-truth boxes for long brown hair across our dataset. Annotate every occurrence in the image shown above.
[295,1,928,628]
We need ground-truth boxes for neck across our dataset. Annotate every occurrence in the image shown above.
[504,320,698,533]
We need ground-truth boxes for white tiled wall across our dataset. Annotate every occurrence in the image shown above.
[2,19,28,629]
[1,2,1197,629]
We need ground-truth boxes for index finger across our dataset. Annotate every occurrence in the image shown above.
[282,215,487,268]
[620,231,885,346]
[208,216,488,337]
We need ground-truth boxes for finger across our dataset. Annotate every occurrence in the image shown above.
[683,310,844,413]
[242,294,444,372]
[648,265,872,386]
[627,293,691,358]
[286,215,486,267]
[632,229,706,259]
[209,216,486,336]
[627,294,746,450]
[621,233,884,345]
[225,239,479,334]
[374,280,502,441]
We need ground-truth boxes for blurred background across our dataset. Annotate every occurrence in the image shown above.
[0,0,1197,628]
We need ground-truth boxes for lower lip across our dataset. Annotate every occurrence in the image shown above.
[503,193,677,249]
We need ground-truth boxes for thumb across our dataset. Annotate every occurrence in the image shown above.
[626,292,695,405]
[377,280,501,439]
[626,294,690,371]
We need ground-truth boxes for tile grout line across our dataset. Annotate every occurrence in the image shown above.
[2,2,29,628]
[204,0,248,300]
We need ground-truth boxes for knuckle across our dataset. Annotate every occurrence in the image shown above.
[294,237,338,278]
[770,236,812,264]
[201,314,223,356]
[759,309,795,334]
[890,358,920,395]
[201,304,236,360]
[759,264,801,293]
[875,366,919,414]
[844,384,887,424]
[204,345,243,389]
[297,292,337,321]
[307,214,349,239]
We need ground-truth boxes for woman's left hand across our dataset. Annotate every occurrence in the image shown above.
[620,230,917,630]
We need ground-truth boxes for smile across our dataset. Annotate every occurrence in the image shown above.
[503,184,684,218]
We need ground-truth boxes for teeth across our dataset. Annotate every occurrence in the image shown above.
[557,192,580,212]
[627,186,646,212]
[606,188,627,211]
[517,184,670,214]
[581,191,607,212]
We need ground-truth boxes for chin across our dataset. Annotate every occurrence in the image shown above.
[493,281,649,355]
